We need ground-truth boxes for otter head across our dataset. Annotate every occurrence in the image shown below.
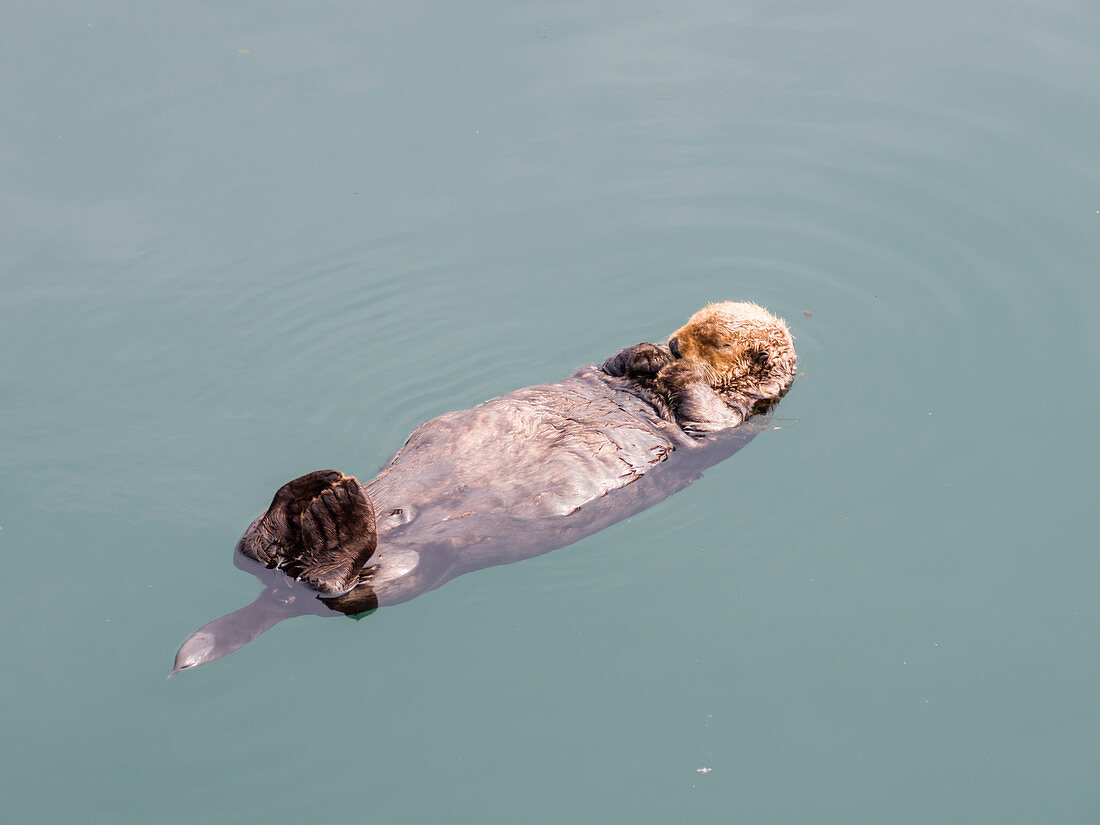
[667,301,797,401]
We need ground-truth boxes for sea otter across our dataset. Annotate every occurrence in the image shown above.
[173,301,797,673]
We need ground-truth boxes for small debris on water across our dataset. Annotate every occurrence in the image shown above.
[803,310,812,318]
[696,767,711,774]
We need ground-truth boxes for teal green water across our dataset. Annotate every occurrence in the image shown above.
[3,0,1099,822]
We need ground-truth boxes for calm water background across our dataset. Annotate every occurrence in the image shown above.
[3,0,1098,822]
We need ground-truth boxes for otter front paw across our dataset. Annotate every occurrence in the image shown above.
[657,361,749,433]
[656,358,705,388]
[601,343,671,378]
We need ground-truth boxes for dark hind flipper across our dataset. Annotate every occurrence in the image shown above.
[290,476,378,596]
[238,471,377,595]
[238,469,344,568]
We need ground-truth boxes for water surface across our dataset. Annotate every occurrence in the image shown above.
[2,0,1098,822]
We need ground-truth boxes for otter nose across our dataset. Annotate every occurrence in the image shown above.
[669,336,681,358]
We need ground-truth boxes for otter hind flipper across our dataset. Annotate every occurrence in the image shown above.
[238,470,378,597]
[293,476,378,596]
[238,469,343,568]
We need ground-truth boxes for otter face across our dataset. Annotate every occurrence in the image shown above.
[667,301,797,400]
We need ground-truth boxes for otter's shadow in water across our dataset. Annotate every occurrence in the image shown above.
[173,417,775,674]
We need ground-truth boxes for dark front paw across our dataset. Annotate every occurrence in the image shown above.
[656,361,749,433]
[601,343,671,378]
[628,342,672,376]
[656,358,706,388]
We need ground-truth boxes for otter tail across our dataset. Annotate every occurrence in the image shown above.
[172,591,292,674]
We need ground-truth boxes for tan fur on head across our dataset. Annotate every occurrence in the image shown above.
[668,301,797,401]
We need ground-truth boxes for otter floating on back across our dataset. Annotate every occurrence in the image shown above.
[173,302,797,673]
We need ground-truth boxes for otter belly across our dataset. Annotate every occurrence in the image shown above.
[367,370,689,530]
